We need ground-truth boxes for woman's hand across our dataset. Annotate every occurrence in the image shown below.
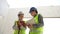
[18,21,22,26]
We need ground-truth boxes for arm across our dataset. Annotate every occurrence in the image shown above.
[13,21,16,29]
[33,14,44,28]
[13,21,18,30]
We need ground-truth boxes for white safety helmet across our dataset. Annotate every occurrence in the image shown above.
[18,11,24,16]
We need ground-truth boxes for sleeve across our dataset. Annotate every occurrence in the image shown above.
[12,21,18,30]
[12,21,16,29]
[33,14,44,28]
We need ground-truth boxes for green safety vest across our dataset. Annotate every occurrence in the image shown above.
[14,21,26,34]
[34,14,43,32]
[29,14,43,34]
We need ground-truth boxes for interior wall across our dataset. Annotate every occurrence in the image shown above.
[7,6,60,18]
[0,0,9,16]
[0,16,4,34]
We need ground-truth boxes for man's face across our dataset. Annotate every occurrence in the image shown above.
[18,14,24,20]
[30,11,36,17]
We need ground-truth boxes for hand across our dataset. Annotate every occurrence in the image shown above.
[18,22,22,26]
[27,24,33,29]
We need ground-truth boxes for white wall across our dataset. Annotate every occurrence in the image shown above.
[0,0,9,16]
[0,6,60,17]
[7,6,60,18]
[44,18,60,34]
[7,0,60,8]
[0,16,4,34]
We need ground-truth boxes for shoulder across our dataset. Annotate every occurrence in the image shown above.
[15,20,18,22]
[38,14,43,17]
[14,20,18,23]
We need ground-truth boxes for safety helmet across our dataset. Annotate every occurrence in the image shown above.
[29,7,38,13]
[18,11,24,16]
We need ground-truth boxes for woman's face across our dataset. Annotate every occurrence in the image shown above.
[18,14,24,20]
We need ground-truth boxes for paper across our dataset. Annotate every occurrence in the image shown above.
[26,18,36,24]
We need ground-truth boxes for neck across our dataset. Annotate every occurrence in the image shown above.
[34,14,38,17]
[19,19,23,21]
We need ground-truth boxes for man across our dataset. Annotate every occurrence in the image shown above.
[28,7,44,34]
[13,12,26,34]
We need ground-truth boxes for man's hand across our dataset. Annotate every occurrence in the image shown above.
[27,24,33,29]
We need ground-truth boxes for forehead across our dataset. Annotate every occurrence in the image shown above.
[30,11,36,13]
[18,14,24,16]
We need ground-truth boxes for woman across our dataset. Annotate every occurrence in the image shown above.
[13,12,26,34]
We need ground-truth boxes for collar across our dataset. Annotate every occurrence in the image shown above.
[34,14,38,17]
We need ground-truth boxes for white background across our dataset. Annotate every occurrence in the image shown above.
[7,0,60,8]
